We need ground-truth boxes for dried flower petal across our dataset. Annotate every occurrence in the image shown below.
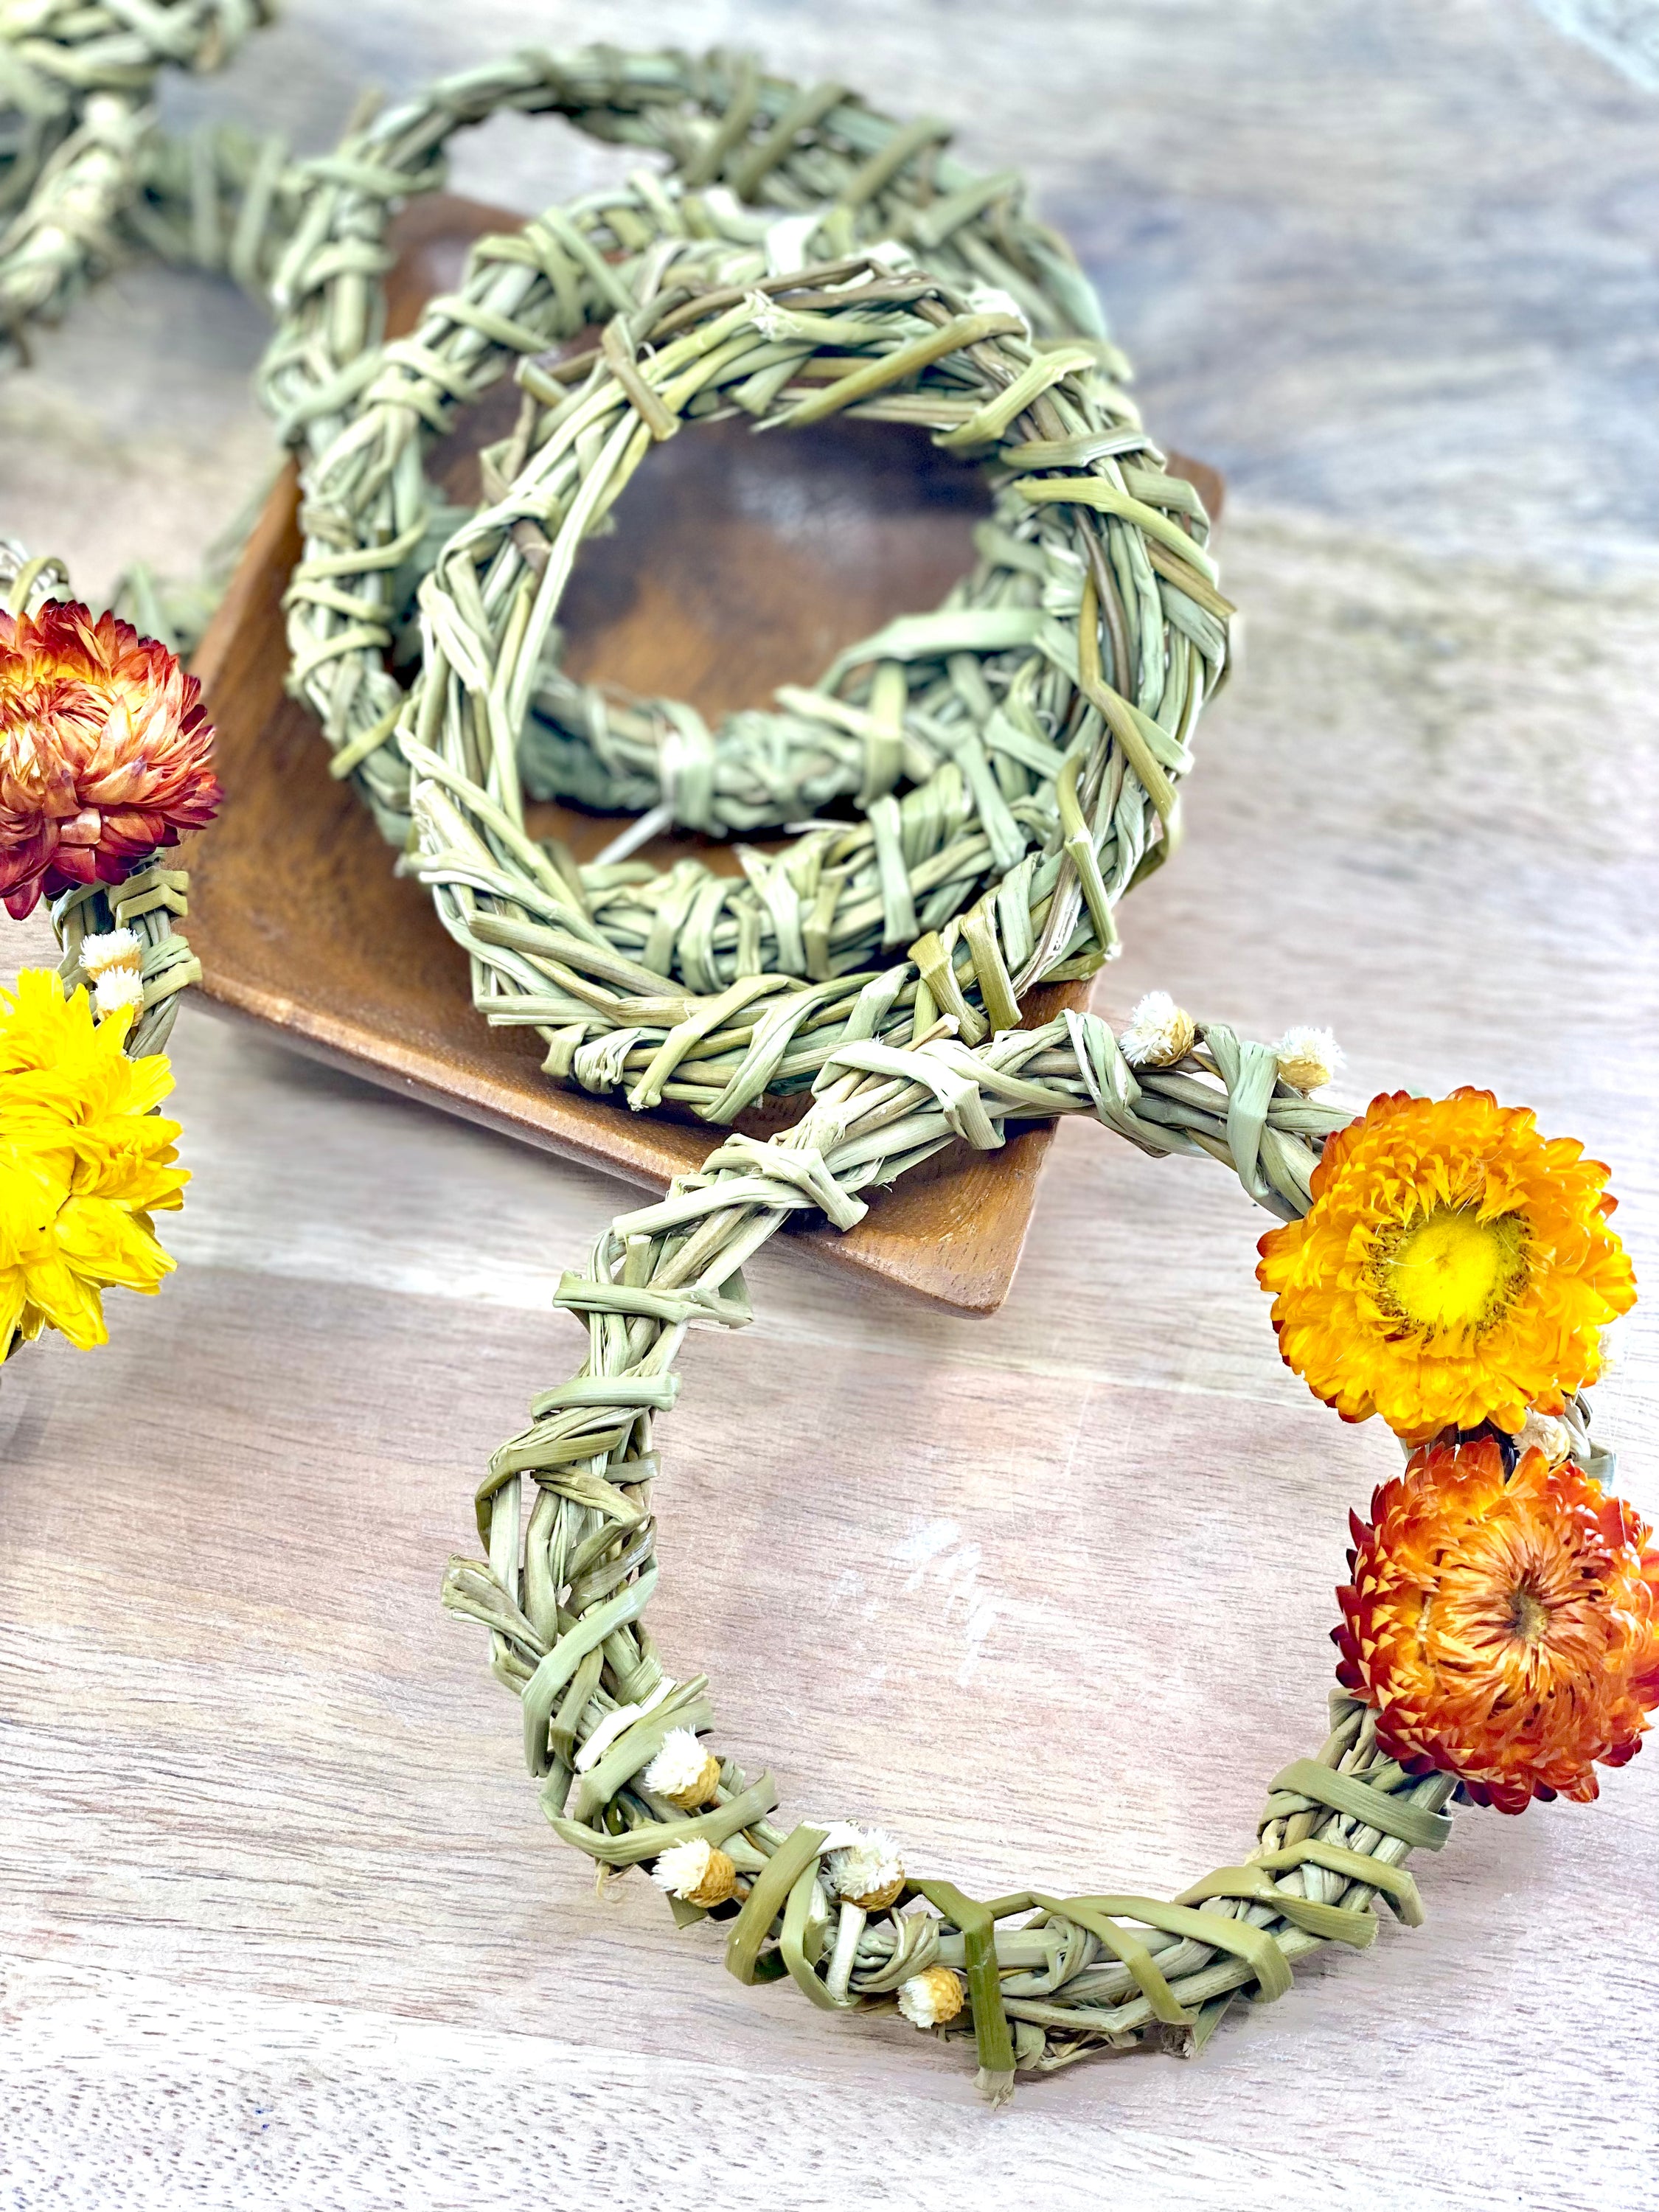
[1336,1436,1659,1812]
[0,599,220,919]
[1258,1088,1635,1436]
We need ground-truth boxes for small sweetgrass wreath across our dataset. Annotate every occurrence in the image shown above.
[441,1015,1647,2102]
[255,49,1220,1128]
[394,218,1218,1119]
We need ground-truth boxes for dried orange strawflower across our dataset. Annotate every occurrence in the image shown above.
[1258,1088,1634,1436]
[0,599,220,919]
[1335,1436,1659,1812]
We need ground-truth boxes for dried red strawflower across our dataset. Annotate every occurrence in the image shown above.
[1336,1436,1659,1812]
[0,599,221,919]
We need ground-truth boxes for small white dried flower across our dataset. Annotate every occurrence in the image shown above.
[641,1727,721,1811]
[1516,1409,1575,1467]
[1120,990,1196,1070]
[92,967,147,1020]
[819,1823,905,1910]
[79,927,143,980]
[649,1837,737,1908]
[1273,1024,1344,1093]
[897,1966,965,2029]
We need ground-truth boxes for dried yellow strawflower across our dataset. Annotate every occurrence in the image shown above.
[0,968,187,1356]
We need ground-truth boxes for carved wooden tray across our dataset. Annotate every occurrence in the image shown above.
[187,195,1221,1312]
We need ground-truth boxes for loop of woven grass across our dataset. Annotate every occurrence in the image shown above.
[386,213,1219,1110]
[232,47,1218,1123]
[442,1004,1464,2096]
[251,48,1133,842]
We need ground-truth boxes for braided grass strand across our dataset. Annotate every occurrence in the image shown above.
[0,0,271,347]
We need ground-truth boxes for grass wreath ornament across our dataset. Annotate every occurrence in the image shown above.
[393,226,1210,1113]
[256,47,1211,1109]
[2,30,1653,2112]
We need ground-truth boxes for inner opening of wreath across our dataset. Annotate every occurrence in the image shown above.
[411,385,1028,1155]
[422,382,992,879]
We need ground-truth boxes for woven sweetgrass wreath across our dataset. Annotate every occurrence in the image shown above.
[440,993,1648,2101]
[257,49,1219,1119]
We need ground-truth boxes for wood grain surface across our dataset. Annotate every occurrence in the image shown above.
[4,4,1659,2208]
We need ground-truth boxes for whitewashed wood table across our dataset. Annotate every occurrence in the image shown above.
[4,4,1658,2206]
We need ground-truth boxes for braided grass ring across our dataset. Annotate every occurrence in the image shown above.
[262,49,1225,1119]
[399,226,1220,1118]
[266,46,1120,844]
[442,1012,1430,2104]
[445,1002,1649,2099]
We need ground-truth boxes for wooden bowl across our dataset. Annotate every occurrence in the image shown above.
[187,195,1222,1312]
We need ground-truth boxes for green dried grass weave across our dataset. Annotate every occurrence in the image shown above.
[5,29,1477,2101]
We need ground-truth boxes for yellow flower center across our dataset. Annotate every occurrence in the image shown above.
[1371,1203,1528,1335]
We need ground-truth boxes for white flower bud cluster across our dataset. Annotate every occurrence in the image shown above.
[79,928,145,1022]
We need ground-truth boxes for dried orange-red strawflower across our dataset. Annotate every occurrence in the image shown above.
[0,599,220,919]
[1258,1088,1634,1437]
[1335,1436,1659,1812]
